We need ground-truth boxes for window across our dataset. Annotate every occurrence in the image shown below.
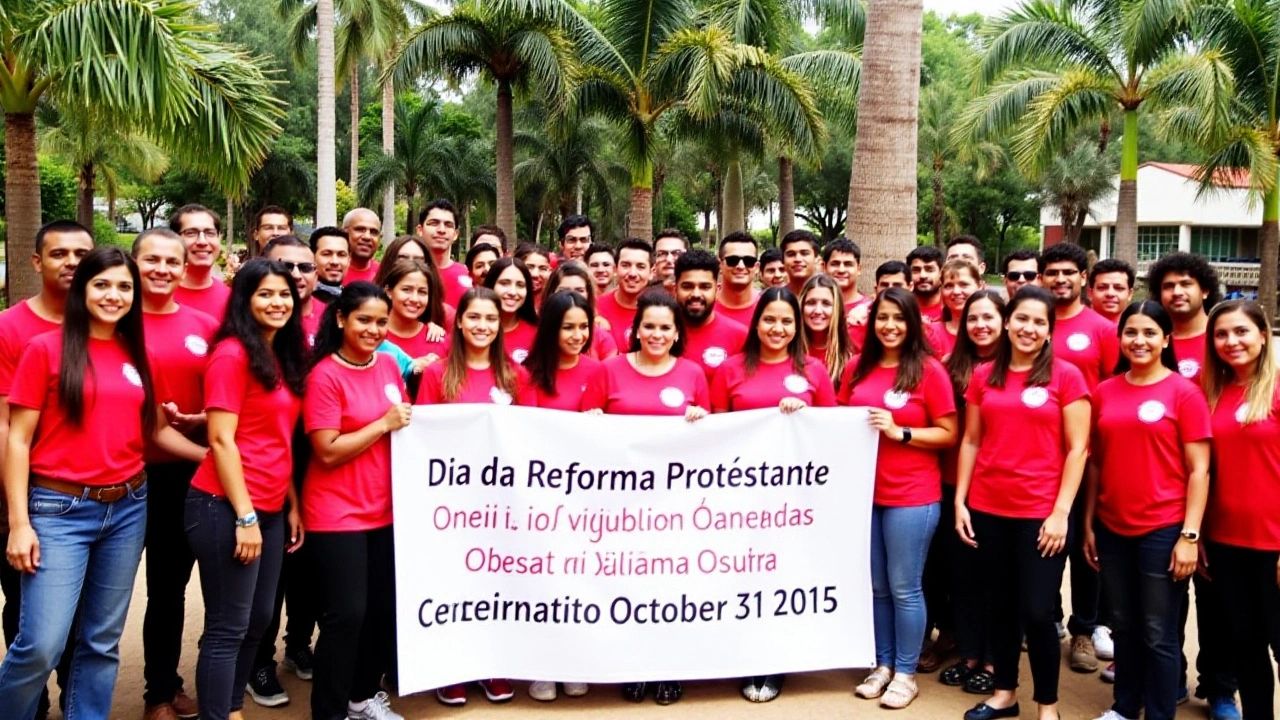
[1191,227,1238,262]
[1137,226,1179,263]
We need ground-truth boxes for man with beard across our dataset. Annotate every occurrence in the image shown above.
[341,208,382,285]
[252,206,293,253]
[596,238,655,349]
[781,229,821,297]
[1086,258,1135,324]
[309,227,351,304]
[674,249,748,381]
[907,245,944,322]
[714,231,760,327]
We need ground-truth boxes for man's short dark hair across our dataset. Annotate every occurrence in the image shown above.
[309,226,349,253]
[876,260,910,281]
[418,198,457,225]
[557,215,594,241]
[584,242,614,263]
[823,238,862,263]
[131,227,183,258]
[1146,251,1222,309]
[1089,258,1135,289]
[1039,242,1089,273]
[35,220,93,254]
[254,205,293,230]
[718,231,757,255]
[263,235,309,256]
[906,245,944,266]
[674,249,720,282]
[947,235,985,263]
[780,229,820,254]
[168,204,221,234]
[1003,249,1040,273]
[653,228,688,248]
[616,237,654,261]
[470,224,508,251]
[760,248,783,266]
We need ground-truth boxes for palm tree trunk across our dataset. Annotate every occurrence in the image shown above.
[931,161,944,246]
[350,66,360,191]
[495,79,517,241]
[846,0,923,293]
[107,186,117,223]
[1259,184,1279,319]
[381,76,396,240]
[77,162,95,230]
[723,159,746,234]
[534,211,544,245]
[226,197,236,250]
[778,156,796,237]
[628,161,654,241]
[5,112,42,301]
[316,0,338,226]
[1112,109,1140,268]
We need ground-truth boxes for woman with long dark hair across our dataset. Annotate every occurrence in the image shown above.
[513,242,553,301]
[483,257,538,364]
[186,258,308,720]
[371,236,432,289]
[838,287,958,710]
[380,259,450,367]
[954,286,1090,720]
[709,286,835,703]
[524,291,600,413]
[0,247,206,720]
[1081,301,1210,720]
[799,275,854,391]
[1200,299,1280,720]
[542,263,619,360]
[304,282,411,720]
[929,259,985,357]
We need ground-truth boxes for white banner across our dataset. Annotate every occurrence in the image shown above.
[391,405,877,694]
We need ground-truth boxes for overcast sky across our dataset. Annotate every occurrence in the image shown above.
[924,0,1016,17]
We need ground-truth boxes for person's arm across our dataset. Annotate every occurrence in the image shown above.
[4,406,39,572]
[309,404,411,469]
[1081,460,1101,570]
[206,409,263,564]
[153,407,207,462]
[1039,397,1090,556]
[1173,440,1210,580]
[953,402,983,548]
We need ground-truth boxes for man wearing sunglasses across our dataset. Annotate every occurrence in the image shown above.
[715,231,761,327]
[264,235,322,344]
[1002,249,1041,300]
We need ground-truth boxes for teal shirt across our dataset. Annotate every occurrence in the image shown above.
[377,340,415,382]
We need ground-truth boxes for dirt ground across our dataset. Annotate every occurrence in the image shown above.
[4,554,1275,719]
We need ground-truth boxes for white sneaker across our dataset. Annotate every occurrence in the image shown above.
[528,681,557,701]
[1093,626,1115,660]
[563,682,588,697]
[348,692,404,720]
[1091,711,1136,720]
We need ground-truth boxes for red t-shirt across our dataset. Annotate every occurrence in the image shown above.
[504,320,538,364]
[714,294,759,328]
[596,291,637,350]
[0,300,60,396]
[300,302,323,348]
[926,322,957,358]
[846,295,873,317]
[920,298,944,324]
[709,354,837,412]
[190,339,302,511]
[1207,383,1280,550]
[530,355,600,411]
[1052,306,1120,391]
[684,315,749,381]
[9,333,155,486]
[143,305,218,459]
[385,324,449,360]
[838,358,956,506]
[581,355,710,416]
[589,326,619,361]
[1171,333,1207,383]
[438,261,473,309]
[344,261,380,286]
[415,362,533,405]
[174,281,231,322]
[1093,373,1211,536]
[965,359,1089,519]
[302,354,405,532]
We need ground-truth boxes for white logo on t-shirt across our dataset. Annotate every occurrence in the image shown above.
[512,349,529,363]
[384,383,402,404]
[122,363,143,387]
[1178,359,1201,378]
[783,374,810,394]
[489,387,513,405]
[459,275,473,288]
[659,387,686,408]
[1066,333,1091,352]
[883,390,910,410]
[702,347,727,367]
[1021,387,1049,408]
[1235,403,1249,423]
[1138,400,1166,424]
[184,335,208,357]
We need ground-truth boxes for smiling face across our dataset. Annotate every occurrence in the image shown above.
[561,226,592,261]
[340,298,391,356]
[251,274,295,332]
[761,260,788,288]
[494,265,528,314]
[719,241,758,292]
[873,300,908,351]
[653,237,687,282]
[1089,271,1132,319]
[469,248,499,287]
[389,271,431,322]
[1003,259,1038,298]
[1006,298,1052,357]
[1159,272,1206,321]
[826,251,859,295]
[1041,260,1084,305]
[1120,312,1168,369]
[253,213,292,250]
[1212,309,1266,372]
[418,208,459,256]
[942,269,981,315]
[964,297,1002,353]
[636,305,679,360]
[802,287,835,333]
[617,248,652,297]
[35,230,94,294]
[345,210,382,263]
[176,211,221,271]
[135,234,186,300]
[586,251,616,292]
[459,297,500,351]
[85,265,135,329]
[675,269,717,325]
[559,305,591,358]
[523,253,551,295]
[756,299,796,356]
[783,242,818,285]
[314,235,351,283]
[909,259,941,297]
[266,245,317,304]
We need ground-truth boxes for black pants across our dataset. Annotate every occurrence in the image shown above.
[1179,571,1237,698]
[1,535,73,719]
[142,461,199,707]
[186,490,285,720]
[1209,541,1280,720]
[973,509,1070,705]
[1065,494,1101,637]
[946,499,990,663]
[309,526,397,720]
[922,486,956,640]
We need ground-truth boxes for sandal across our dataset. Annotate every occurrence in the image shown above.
[917,641,942,673]
[880,676,919,709]
[963,668,996,695]
[940,660,974,687]
[741,674,784,703]
[855,667,892,699]
[621,682,647,702]
[654,681,683,705]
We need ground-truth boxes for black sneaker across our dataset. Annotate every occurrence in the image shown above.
[283,646,314,681]
[246,666,290,707]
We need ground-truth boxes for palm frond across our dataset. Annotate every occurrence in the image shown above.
[1010,67,1114,175]
[980,0,1119,89]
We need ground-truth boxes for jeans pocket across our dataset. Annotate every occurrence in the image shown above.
[183,494,205,533]
[28,487,76,516]
[130,481,149,502]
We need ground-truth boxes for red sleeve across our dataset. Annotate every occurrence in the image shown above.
[709,363,732,413]
[1176,381,1212,443]
[836,361,857,405]
[415,364,444,405]
[964,365,987,406]
[922,361,957,420]
[303,365,343,432]
[513,366,537,407]
[1098,323,1121,381]
[7,340,51,411]
[691,366,711,410]
[204,345,249,414]
[580,362,609,412]
[595,328,619,360]
[1057,361,1090,406]
[809,360,838,407]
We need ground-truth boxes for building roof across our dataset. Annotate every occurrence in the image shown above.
[1142,162,1251,189]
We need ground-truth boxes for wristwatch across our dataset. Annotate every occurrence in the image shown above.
[236,511,259,528]
[900,427,913,445]
[1180,529,1200,543]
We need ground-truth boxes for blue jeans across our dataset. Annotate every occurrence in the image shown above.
[871,502,940,674]
[0,483,148,720]
[1096,523,1186,720]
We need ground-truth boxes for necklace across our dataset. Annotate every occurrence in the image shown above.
[336,351,375,368]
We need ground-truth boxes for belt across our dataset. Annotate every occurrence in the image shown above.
[30,472,146,504]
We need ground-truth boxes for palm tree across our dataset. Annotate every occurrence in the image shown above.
[957,0,1233,269]
[358,97,452,231]
[514,115,627,224]
[315,0,338,226]
[1,0,281,299]
[918,85,1003,245]
[388,1,575,241]
[1038,140,1118,244]
[1161,0,1280,312]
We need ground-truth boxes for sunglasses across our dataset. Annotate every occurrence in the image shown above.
[1005,270,1039,282]
[278,261,318,274]
[724,255,758,268]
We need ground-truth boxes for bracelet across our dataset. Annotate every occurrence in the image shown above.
[235,511,259,528]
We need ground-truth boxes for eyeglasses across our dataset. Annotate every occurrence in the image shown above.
[1005,270,1039,282]
[1041,268,1080,279]
[724,255,758,268]
[277,261,317,274]
[563,236,592,244]
[655,249,686,259]
[180,229,219,239]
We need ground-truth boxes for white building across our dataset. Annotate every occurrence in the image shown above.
[1039,162,1262,288]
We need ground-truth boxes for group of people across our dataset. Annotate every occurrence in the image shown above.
[0,199,1276,720]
